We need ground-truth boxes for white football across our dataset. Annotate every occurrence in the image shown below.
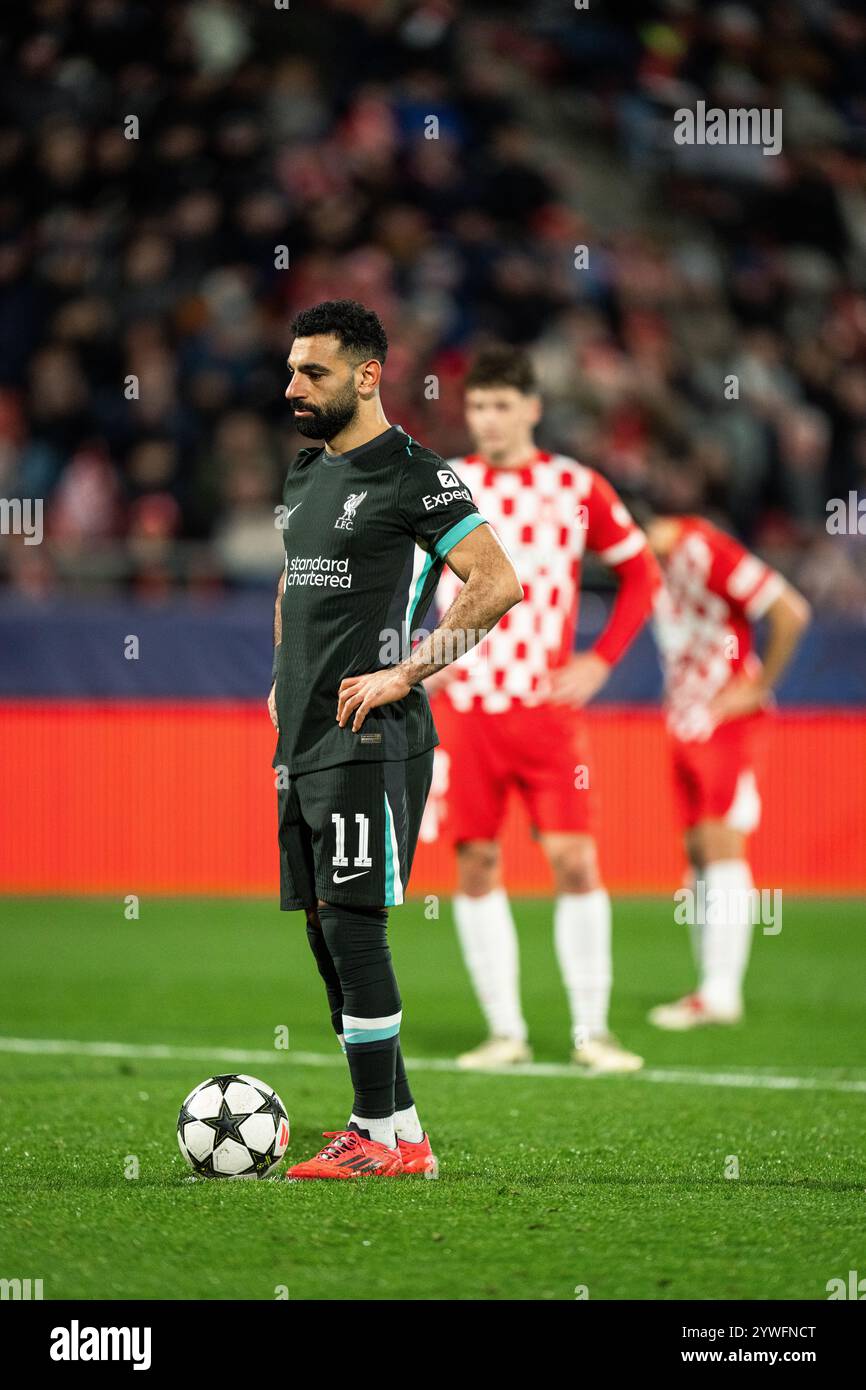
[177,1074,290,1179]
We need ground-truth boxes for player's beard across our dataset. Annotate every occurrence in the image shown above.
[292,380,359,443]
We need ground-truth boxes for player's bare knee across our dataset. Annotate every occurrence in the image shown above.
[693,822,744,866]
[546,837,599,894]
[456,840,501,896]
[556,856,599,894]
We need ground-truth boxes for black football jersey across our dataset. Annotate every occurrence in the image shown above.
[272,425,485,774]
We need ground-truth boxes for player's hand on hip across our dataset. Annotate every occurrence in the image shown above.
[708,674,767,725]
[337,669,412,732]
[267,681,279,732]
[547,652,610,707]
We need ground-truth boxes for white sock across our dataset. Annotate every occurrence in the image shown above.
[685,870,703,972]
[394,1104,424,1144]
[554,889,612,1045]
[453,890,527,1041]
[349,1113,396,1149]
[699,859,754,1015]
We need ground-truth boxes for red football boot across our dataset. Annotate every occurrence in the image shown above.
[285,1130,404,1180]
[397,1132,439,1178]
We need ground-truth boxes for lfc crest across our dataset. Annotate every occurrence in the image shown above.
[335,491,367,531]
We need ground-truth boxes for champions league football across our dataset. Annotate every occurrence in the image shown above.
[177,1075,290,1179]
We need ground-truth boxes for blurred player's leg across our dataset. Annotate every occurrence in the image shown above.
[513,703,642,1070]
[650,854,754,1028]
[699,852,754,1019]
[433,705,531,1068]
[683,867,703,973]
[454,842,531,1068]
[651,727,762,1029]
[543,833,643,1073]
[646,519,810,1035]
[554,888,611,1034]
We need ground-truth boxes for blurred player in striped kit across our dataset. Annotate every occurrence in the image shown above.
[426,347,660,1071]
[642,505,811,1029]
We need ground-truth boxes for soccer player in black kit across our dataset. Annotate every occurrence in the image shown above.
[269,301,523,1179]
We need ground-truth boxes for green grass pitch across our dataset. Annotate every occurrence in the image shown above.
[0,895,864,1301]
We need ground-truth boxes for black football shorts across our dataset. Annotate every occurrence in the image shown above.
[277,751,435,911]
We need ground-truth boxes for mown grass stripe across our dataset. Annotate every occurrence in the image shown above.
[2,1036,866,1094]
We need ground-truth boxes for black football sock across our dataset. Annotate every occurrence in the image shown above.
[395,1042,414,1112]
[319,904,400,1143]
[393,1043,424,1143]
[305,914,345,1045]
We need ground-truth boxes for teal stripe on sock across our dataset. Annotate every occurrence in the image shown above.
[344,1022,401,1044]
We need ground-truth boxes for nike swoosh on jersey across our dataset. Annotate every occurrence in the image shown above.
[332,869,371,883]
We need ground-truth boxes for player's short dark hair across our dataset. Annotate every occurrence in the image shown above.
[290,299,388,364]
[464,345,538,394]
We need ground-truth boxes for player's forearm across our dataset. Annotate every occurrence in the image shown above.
[274,570,285,645]
[271,571,285,682]
[592,547,661,666]
[397,563,523,686]
[757,585,811,693]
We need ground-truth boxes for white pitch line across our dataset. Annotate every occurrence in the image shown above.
[1,1036,865,1095]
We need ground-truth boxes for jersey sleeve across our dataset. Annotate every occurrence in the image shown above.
[397,449,486,560]
[584,470,648,567]
[579,470,657,664]
[706,527,784,619]
[591,546,661,665]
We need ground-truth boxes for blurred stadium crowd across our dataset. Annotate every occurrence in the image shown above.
[1,0,865,609]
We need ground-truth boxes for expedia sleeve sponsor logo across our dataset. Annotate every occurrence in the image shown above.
[421,486,472,512]
[286,555,353,588]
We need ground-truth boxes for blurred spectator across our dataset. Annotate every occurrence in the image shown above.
[0,0,863,609]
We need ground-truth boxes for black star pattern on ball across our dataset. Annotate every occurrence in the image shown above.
[259,1090,287,1127]
[203,1101,250,1150]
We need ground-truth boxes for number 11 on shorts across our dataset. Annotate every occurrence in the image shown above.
[331,812,373,869]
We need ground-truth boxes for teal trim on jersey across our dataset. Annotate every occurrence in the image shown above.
[343,1022,401,1044]
[406,549,434,634]
[434,512,486,560]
